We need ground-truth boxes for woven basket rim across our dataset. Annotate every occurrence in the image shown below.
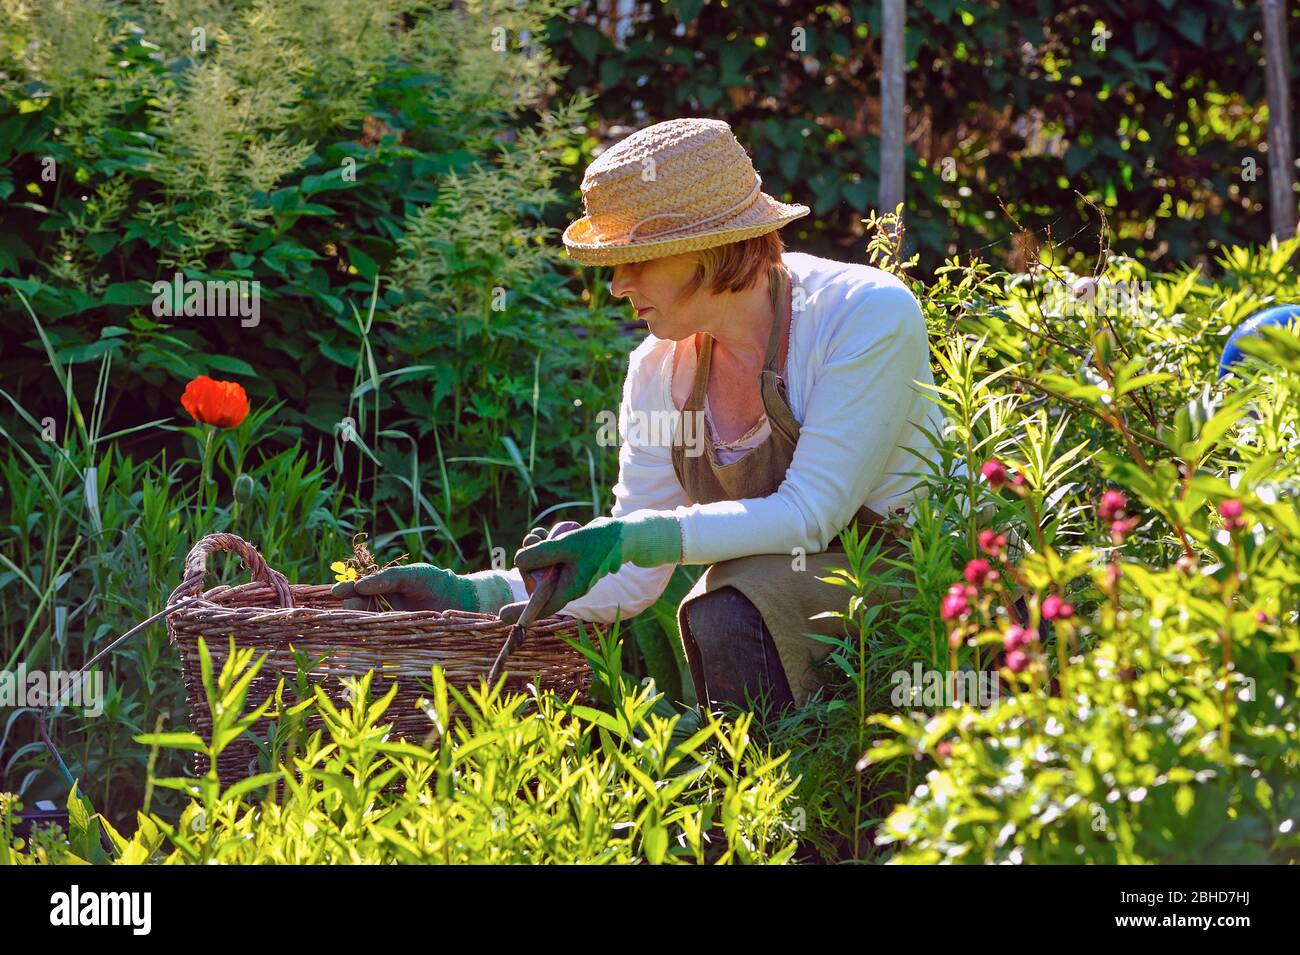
[167,581,597,636]
[178,580,520,622]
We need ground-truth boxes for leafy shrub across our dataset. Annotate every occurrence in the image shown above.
[838,226,1300,862]
[722,211,1300,862]
[3,624,801,865]
[0,0,659,824]
[0,0,626,565]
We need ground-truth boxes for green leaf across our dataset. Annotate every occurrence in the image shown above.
[301,168,359,194]
[643,823,668,864]
[67,782,102,862]
[1064,144,1095,177]
[221,771,283,804]
[102,281,156,306]
[719,45,747,86]
[85,232,117,258]
[134,731,206,751]
[1133,22,1159,55]
[1114,372,1174,397]
[348,247,378,281]
[204,354,258,376]
[1173,9,1206,45]
[570,23,607,64]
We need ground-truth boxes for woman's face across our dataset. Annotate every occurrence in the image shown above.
[609,252,708,341]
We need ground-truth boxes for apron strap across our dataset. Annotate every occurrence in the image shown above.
[684,332,712,412]
[762,263,792,373]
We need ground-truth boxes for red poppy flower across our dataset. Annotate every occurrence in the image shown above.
[181,375,249,428]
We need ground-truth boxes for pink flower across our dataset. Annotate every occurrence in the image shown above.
[980,459,1008,489]
[964,558,996,587]
[1110,516,1137,545]
[936,741,953,759]
[1219,499,1246,532]
[941,589,969,621]
[1006,650,1029,673]
[1099,489,1127,522]
[1175,553,1198,575]
[978,529,1007,558]
[1106,562,1122,589]
[1003,625,1032,652]
[1041,594,1073,620]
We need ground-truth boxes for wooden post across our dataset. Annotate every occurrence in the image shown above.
[879,0,905,223]
[1262,0,1297,239]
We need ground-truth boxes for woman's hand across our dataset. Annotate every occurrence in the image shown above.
[331,565,514,613]
[497,520,580,623]
[502,510,682,621]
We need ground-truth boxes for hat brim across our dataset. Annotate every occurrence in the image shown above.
[561,192,810,267]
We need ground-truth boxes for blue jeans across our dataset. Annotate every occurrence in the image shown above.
[683,585,795,714]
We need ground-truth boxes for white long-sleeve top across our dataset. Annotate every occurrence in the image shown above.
[501,251,943,622]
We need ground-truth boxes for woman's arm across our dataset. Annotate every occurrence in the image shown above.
[674,284,931,564]
[502,336,690,622]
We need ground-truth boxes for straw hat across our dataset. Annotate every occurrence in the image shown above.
[562,118,810,267]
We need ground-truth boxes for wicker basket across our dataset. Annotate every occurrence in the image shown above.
[165,533,596,786]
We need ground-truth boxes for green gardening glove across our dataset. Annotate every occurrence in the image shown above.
[331,565,515,614]
[508,510,682,621]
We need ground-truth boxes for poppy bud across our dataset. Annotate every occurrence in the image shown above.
[234,472,255,505]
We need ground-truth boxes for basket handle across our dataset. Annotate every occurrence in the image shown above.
[168,533,294,608]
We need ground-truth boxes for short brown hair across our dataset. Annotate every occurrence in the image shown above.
[678,230,786,299]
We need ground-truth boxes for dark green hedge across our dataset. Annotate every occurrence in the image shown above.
[547,0,1298,272]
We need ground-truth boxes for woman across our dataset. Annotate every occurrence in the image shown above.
[334,118,943,711]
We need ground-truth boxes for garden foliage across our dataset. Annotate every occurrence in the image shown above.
[2,624,799,864]
[2,3,1298,865]
[550,0,1294,271]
